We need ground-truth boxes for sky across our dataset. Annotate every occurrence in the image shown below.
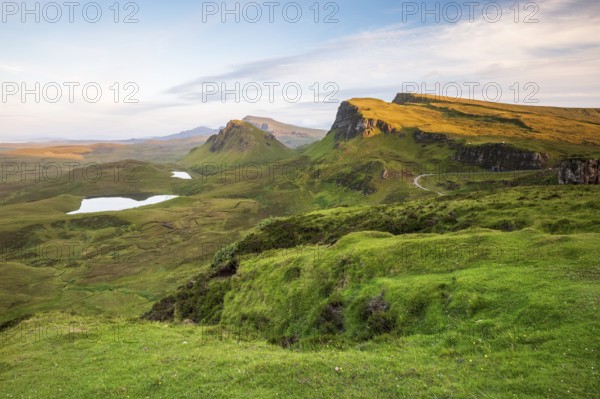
[0,0,599,141]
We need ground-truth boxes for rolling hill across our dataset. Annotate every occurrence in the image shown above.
[1,94,599,398]
[182,120,296,169]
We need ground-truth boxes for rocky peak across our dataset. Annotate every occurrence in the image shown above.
[206,120,275,153]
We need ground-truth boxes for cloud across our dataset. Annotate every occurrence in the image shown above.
[0,63,25,73]
[166,0,600,108]
[2,0,598,140]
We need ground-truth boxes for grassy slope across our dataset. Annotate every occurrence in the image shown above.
[1,98,600,397]
[0,305,596,398]
[1,187,599,397]
[352,95,600,146]
[0,160,179,206]
[0,194,264,322]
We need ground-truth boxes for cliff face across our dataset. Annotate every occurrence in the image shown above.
[330,101,397,141]
[328,101,551,171]
[558,159,600,184]
[413,129,549,170]
[452,143,550,171]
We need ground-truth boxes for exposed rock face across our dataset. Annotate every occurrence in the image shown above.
[558,159,600,184]
[330,101,398,141]
[412,130,549,170]
[452,143,549,171]
[412,129,453,144]
[392,93,434,105]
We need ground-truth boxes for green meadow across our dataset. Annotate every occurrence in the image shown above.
[1,97,600,398]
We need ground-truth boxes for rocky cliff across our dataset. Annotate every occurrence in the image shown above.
[328,100,551,171]
[452,143,550,171]
[330,101,398,141]
[558,159,600,184]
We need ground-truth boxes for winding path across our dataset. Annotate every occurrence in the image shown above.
[413,174,445,196]
[413,169,545,196]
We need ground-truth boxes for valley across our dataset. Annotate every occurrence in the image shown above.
[1,94,599,398]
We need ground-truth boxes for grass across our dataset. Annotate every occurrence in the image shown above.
[0,160,180,206]
[1,97,600,397]
[0,192,265,323]
[132,186,600,399]
[350,95,600,146]
[1,220,598,398]
[0,182,598,397]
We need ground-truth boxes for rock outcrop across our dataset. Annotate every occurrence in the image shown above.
[392,93,434,105]
[412,129,549,170]
[558,159,600,184]
[412,129,453,144]
[330,101,398,141]
[452,143,549,171]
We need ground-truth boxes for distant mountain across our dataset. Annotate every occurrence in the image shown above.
[150,126,217,141]
[0,126,217,145]
[182,120,295,169]
[242,116,327,148]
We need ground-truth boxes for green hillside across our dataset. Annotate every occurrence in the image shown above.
[2,185,599,398]
[182,120,296,169]
[1,96,600,398]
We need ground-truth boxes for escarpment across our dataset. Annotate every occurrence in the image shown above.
[327,100,551,171]
[329,101,398,141]
[558,159,600,184]
[452,143,550,171]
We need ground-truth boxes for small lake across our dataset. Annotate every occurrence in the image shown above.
[68,195,179,215]
[172,171,192,179]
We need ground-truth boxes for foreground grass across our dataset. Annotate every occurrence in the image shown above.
[0,310,598,398]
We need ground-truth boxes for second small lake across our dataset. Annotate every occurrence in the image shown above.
[68,195,179,215]
[172,171,192,180]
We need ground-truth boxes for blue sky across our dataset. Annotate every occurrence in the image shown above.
[1,0,599,141]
